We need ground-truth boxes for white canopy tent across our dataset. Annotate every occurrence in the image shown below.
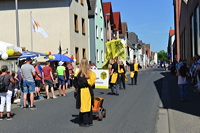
[0,41,22,60]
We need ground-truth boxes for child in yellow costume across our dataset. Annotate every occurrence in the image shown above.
[74,58,96,127]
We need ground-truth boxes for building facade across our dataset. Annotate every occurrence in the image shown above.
[173,0,200,65]
[0,0,90,63]
[88,0,105,68]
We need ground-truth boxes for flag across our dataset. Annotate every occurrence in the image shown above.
[32,18,48,38]
[102,39,126,69]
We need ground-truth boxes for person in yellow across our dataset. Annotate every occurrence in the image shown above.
[74,58,96,127]
[110,57,120,95]
[126,60,142,85]
[118,61,126,89]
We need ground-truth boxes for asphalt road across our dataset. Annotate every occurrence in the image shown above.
[0,68,165,133]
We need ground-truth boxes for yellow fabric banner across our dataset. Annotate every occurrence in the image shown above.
[102,39,126,69]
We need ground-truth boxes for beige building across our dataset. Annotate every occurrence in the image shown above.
[0,0,90,63]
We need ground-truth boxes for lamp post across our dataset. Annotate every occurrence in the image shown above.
[15,0,20,47]
[105,13,110,42]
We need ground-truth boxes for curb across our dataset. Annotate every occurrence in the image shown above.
[165,72,176,133]
[156,71,176,133]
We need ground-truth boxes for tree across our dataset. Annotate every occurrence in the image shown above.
[157,50,168,62]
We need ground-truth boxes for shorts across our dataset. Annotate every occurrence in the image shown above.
[23,80,35,93]
[44,80,54,87]
[35,80,42,87]
[58,76,65,86]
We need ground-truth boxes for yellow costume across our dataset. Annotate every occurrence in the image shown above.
[74,70,96,113]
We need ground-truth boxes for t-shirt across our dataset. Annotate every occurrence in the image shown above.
[67,64,74,74]
[42,66,52,80]
[112,62,118,73]
[56,66,66,76]
[21,64,35,82]
[0,74,13,91]
[178,75,187,84]
[35,66,42,80]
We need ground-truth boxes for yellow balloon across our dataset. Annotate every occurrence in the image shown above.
[45,51,50,55]
[49,55,53,60]
[6,49,15,56]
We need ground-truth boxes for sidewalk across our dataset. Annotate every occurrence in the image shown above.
[11,87,75,109]
[164,71,200,133]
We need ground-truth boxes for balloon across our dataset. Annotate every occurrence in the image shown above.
[1,53,8,60]
[49,55,54,60]
[49,52,52,55]
[6,49,15,56]
[45,51,50,55]
[52,56,55,59]
[74,59,76,62]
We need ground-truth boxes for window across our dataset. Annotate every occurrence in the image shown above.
[101,50,104,62]
[75,47,79,64]
[180,29,186,60]
[74,14,78,32]
[95,6,97,14]
[96,25,98,38]
[82,18,86,35]
[82,48,86,58]
[100,28,103,40]
[100,8,102,17]
[190,15,195,57]
[81,0,84,5]
[97,49,99,62]
[194,7,199,55]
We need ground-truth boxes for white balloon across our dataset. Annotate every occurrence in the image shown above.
[74,59,76,62]
[1,52,8,60]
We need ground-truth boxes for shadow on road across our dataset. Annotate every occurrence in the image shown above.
[154,71,200,117]
[70,115,80,125]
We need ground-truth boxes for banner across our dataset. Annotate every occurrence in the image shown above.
[102,39,126,69]
[91,69,109,89]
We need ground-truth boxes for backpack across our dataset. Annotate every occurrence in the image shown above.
[0,75,8,93]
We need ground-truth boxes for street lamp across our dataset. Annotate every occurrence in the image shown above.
[15,0,20,47]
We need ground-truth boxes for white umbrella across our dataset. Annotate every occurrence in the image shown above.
[0,41,22,60]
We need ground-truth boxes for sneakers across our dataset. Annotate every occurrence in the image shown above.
[7,117,12,120]
[0,117,13,120]
[14,99,20,103]
[30,105,37,110]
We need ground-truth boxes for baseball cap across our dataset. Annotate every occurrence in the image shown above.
[32,61,39,65]
[58,61,64,66]
[26,57,32,61]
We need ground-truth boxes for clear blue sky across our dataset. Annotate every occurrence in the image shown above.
[102,0,174,52]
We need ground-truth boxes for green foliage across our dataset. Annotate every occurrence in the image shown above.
[157,50,168,61]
